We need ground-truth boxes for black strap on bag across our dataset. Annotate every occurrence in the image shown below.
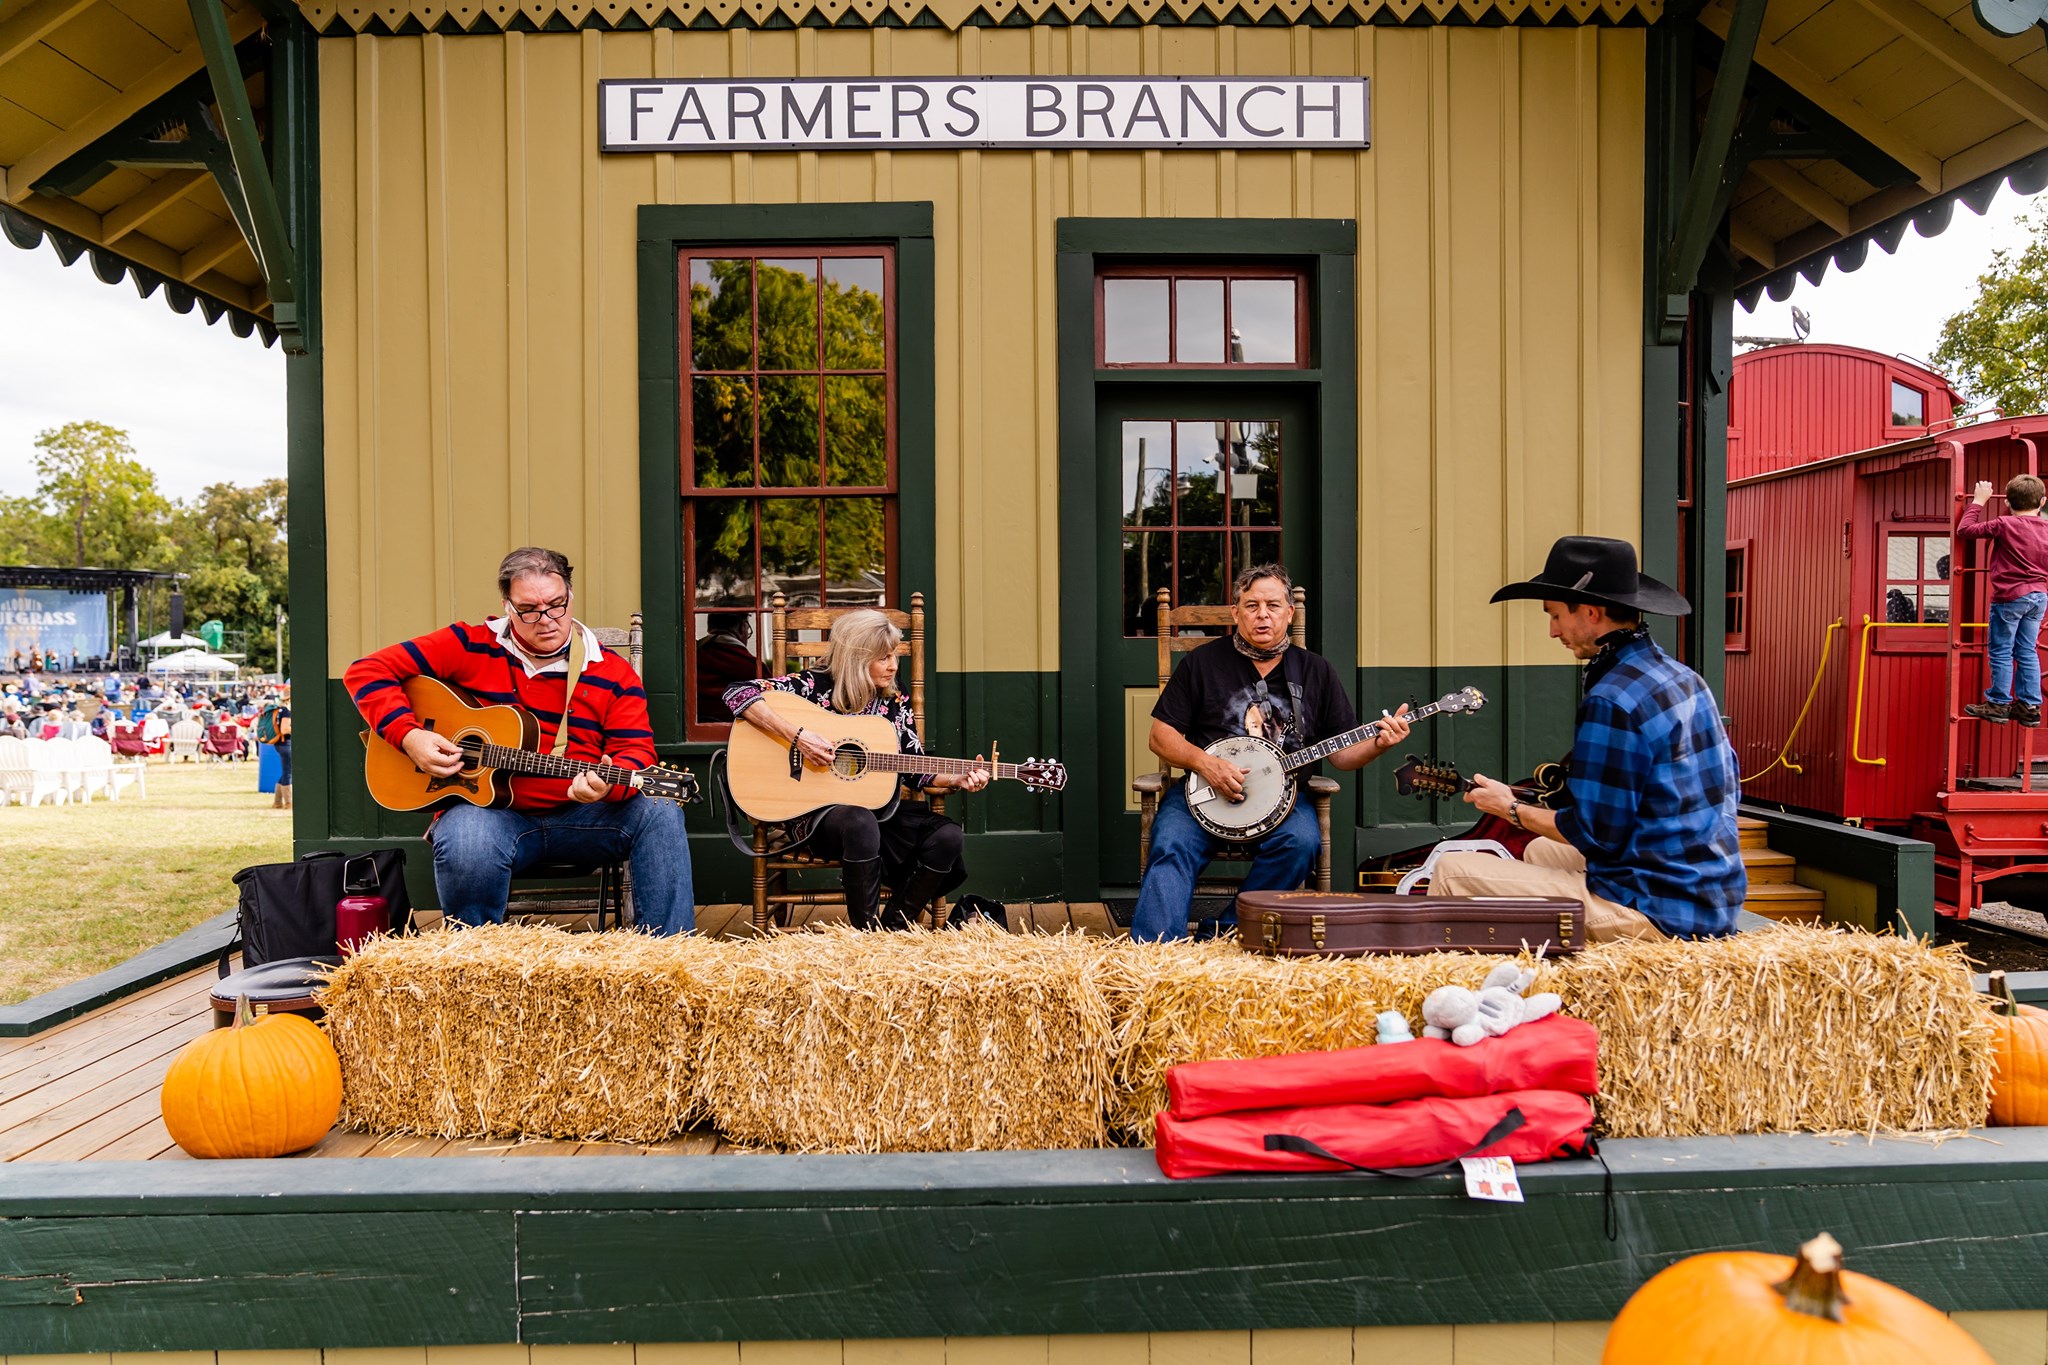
[1261,1106,1528,1179]
[222,848,412,976]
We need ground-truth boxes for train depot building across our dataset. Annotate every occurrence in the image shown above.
[16,0,2048,1356]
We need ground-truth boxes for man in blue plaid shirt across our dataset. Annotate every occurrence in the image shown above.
[1434,537,1745,940]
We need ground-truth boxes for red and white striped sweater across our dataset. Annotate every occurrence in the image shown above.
[344,619,656,810]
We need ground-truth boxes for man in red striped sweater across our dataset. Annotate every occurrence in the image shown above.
[345,547,694,934]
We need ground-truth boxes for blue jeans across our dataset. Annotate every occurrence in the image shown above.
[1988,592,2048,707]
[430,797,695,935]
[1130,782,1320,943]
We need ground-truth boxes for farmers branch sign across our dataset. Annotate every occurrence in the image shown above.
[599,77,1370,152]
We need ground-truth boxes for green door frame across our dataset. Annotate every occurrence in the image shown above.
[1055,218,1360,901]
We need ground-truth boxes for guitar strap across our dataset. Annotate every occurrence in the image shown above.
[550,628,587,758]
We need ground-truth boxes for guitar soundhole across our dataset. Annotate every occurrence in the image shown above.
[457,734,487,772]
[830,745,868,780]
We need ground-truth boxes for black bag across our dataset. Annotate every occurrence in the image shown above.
[225,849,412,975]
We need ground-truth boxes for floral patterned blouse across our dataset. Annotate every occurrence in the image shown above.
[722,668,933,793]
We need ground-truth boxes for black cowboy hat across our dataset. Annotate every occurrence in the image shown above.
[1490,536,1692,616]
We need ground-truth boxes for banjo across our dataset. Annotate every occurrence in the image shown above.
[1184,686,1488,840]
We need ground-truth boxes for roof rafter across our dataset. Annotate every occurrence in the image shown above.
[1730,214,1778,267]
[103,168,209,244]
[0,0,97,71]
[1749,160,1850,234]
[1850,0,2048,133]
[1700,0,1943,191]
[178,219,244,278]
[1,3,263,205]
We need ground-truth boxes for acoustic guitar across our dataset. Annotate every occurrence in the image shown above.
[725,691,1066,823]
[361,676,701,812]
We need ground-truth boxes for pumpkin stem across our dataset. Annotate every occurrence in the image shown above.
[232,993,253,1030]
[1990,970,2020,1018]
[1771,1233,1852,1323]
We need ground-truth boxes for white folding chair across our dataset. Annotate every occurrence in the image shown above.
[24,739,70,806]
[0,736,32,806]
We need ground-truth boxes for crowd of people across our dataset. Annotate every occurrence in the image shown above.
[0,668,289,760]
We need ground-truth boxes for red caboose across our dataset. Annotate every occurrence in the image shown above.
[1727,415,2048,917]
[1729,344,1963,479]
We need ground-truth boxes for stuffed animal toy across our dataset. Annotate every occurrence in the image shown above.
[1422,961,1564,1047]
[1375,1010,1415,1044]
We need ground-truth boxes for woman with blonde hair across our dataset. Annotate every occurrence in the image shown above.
[724,608,988,929]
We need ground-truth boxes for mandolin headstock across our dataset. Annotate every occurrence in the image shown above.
[1392,753,1466,799]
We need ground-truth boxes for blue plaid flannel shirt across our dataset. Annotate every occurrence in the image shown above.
[1553,630,1746,937]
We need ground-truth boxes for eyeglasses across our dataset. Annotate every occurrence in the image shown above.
[507,598,570,625]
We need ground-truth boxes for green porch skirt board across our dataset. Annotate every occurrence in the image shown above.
[3,1134,2048,1351]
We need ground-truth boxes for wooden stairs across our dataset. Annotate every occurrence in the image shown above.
[1737,817,1827,924]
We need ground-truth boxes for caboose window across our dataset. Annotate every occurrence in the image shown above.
[1883,531,1950,625]
[1725,544,1749,652]
[1891,380,1926,428]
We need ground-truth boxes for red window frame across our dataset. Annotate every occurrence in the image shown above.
[1095,264,1311,369]
[1725,540,1750,654]
[1875,521,1953,654]
[679,246,899,740]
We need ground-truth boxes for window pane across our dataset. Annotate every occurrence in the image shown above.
[824,375,889,487]
[692,376,755,488]
[758,375,821,486]
[757,259,819,370]
[1175,280,1225,363]
[695,610,764,723]
[1231,279,1297,363]
[1179,532,1227,608]
[689,259,754,370]
[1725,597,1743,637]
[823,496,889,605]
[1235,421,1281,526]
[1885,534,1918,582]
[1232,531,1281,588]
[1924,587,1950,624]
[1123,532,1172,637]
[823,257,888,370]
[1885,583,1920,622]
[693,500,758,606]
[1891,380,1925,427]
[1923,536,1951,578]
[1175,421,1228,527]
[1104,279,1170,363]
[1122,421,1174,526]
[760,497,823,606]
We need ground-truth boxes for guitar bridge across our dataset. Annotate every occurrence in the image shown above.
[788,739,804,780]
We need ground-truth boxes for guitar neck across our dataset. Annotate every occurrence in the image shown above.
[864,752,1025,783]
[475,741,647,789]
[1278,698,1458,775]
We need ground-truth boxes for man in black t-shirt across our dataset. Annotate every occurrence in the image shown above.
[1130,563,1410,942]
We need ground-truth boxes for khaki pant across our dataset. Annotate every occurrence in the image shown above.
[1431,839,1665,944]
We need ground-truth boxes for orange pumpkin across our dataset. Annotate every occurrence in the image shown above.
[1601,1233,1992,1365]
[161,995,343,1158]
[1985,970,2048,1127]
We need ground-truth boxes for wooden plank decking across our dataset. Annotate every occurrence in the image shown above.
[0,901,1125,1163]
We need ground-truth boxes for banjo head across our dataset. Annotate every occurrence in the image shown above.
[1190,735,1294,839]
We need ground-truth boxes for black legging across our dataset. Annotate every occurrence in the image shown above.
[807,804,964,878]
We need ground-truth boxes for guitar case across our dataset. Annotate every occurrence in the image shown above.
[1235,890,1586,957]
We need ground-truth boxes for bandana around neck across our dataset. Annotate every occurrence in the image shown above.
[1231,631,1291,664]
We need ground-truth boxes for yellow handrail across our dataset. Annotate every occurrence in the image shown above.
[1851,616,1990,766]
[1741,620,1842,783]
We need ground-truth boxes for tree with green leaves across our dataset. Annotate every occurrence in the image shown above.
[1933,204,2048,417]
[32,421,171,569]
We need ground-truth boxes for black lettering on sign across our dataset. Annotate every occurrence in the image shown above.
[668,88,713,140]
[783,85,832,139]
[846,84,883,138]
[628,86,662,141]
[1237,84,1284,137]
[943,84,981,137]
[1076,83,1115,139]
[728,86,768,140]
[1123,85,1169,139]
[1181,84,1227,139]
[892,84,932,139]
[1025,83,1066,137]
[1296,83,1341,138]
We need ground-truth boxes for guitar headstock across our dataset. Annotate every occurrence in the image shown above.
[1432,686,1487,715]
[1017,757,1067,793]
[635,764,702,805]
[1393,753,1466,799]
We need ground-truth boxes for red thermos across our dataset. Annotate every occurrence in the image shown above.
[335,892,388,957]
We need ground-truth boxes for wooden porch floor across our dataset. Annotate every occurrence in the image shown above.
[0,901,1127,1164]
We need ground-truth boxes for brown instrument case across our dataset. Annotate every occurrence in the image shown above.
[1235,890,1586,957]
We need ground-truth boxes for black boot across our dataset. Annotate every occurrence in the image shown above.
[841,858,885,930]
[882,862,955,931]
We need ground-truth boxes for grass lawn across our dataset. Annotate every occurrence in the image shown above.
[0,760,290,1005]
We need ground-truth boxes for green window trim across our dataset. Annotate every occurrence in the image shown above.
[637,203,936,746]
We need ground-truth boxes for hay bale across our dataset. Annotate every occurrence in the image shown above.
[695,923,1123,1153]
[1555,926,1996,1137]
[320,924,729,1143]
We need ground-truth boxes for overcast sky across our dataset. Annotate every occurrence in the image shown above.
[0,181,2040,505]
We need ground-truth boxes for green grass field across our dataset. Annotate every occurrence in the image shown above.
[0,760,291,1005]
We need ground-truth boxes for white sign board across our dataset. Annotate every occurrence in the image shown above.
[599,77,1369,152]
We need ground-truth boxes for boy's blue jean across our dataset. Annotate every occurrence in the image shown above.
[429,797,696,935]
[1988,591,2048,708]
[1130,782,1320,942]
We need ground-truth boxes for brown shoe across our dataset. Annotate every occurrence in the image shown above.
[2018,704,2042,728]
[1967,701,2012,724]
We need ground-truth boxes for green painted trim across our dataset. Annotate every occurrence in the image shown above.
[186,0,298,309]
[1742,803,1935,938]
[635,202,937,751]
[0,912,237,1037]
[5,1133,2048,1350]
[1055,216,1360,902]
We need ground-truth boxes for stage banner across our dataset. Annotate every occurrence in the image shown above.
[0,589,109,664]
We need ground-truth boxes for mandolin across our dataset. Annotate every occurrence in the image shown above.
[361,676,701,812]
[725,691,1065,823]
[1390,754,1570,808]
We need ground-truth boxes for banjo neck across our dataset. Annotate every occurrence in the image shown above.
[1276,695,1463,775]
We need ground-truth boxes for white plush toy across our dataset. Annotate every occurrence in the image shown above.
[1421,961,1564,1047]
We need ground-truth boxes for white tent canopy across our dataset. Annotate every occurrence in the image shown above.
[146,648,239,675]
[138,631,212,651]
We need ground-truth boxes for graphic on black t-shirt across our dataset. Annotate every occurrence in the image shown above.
[1224,676,1305,753]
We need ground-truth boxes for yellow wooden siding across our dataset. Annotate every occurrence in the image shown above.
[320,26,1642,675]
